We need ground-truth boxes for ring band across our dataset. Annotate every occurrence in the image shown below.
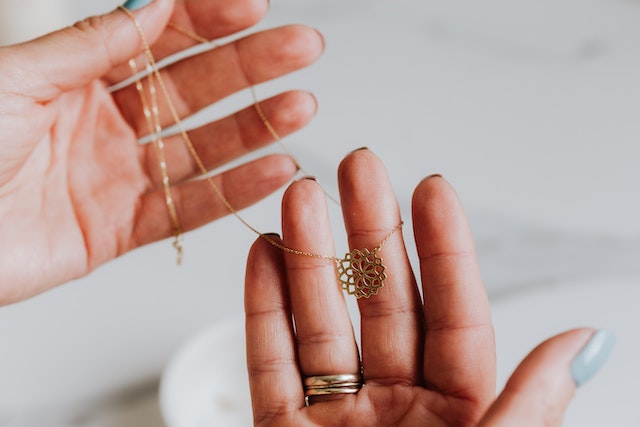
[303,374,362,389]
[303,373,363,404]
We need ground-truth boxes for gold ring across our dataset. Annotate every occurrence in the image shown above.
[303,373,363,405]
[303,373,362,389]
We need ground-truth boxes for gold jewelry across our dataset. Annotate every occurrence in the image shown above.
[127,58,183,265]
[119,7,402,298]
[303,373,363,405]
[167,22,213,45]
[167,22,340,206]
[303,373,362,388]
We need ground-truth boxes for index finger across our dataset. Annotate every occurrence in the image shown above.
[412,176,495,408]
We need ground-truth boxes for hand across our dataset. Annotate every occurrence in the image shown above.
[0,0,323,304]
[244,149,613,426]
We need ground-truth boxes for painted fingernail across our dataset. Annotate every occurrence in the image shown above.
[262,233,280,238]
[122,0,154,11]
[296,175,317,182]
[425,173,443,180]
[349,146,369,155]
[571,329,615,387]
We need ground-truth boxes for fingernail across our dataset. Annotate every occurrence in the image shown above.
[349,146,369,155]
[314,29,326,53]
[289,156,301,172]
[425,173,443,180]
[296,175,317,182]
[307,92,319,114]
[262,233,280,238]
[571,329,615,387]
[122,0,154,11]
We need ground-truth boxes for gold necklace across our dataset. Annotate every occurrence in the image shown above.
[127,57,183,264]
[119,7,402,299]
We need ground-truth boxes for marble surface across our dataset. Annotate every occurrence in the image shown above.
[0,0,639,426]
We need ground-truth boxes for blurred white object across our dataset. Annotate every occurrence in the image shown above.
[0,0,69,45]
[160,316,252,427]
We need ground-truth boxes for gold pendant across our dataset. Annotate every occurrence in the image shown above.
[337,248,387,299]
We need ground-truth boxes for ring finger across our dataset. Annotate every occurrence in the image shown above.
[281,178,360,382]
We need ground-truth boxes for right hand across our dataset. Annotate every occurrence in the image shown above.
[244,149,614,426]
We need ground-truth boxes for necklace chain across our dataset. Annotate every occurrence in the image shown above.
[119,7,403,297]
[128,57,183,264]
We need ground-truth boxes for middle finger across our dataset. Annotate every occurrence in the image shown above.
[114,25,324,135]
[338,149,424,386]
[282,178,360,379]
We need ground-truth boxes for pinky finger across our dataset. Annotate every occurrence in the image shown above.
[478,328,615,427]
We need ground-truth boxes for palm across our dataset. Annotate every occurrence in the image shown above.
[290,387,479,426]
[0,0,324,304]
[0,82,143,301]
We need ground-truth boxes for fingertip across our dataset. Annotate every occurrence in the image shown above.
[337,147,384,188]
[248,232,281,260]
[286,25,325,60]
[245,233,286,309]
[411,173,467,243]
[284,172,323,202]
[571,329,615,387]
[254,154,299,189]
[277,90,318,127]
[314,28,326,54]
[412,174,450,206]
[480,328,606,427]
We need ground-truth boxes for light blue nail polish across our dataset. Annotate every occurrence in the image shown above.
[571,329,615,387]
[122,0,154,11]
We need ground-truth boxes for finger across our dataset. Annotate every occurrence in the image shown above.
[105,0,270,84]
[412,176,495,407]
[245,235,304,421]
[479,329,615,427]
[337,149,424,385]
[0,0,174,101]
[141,91,316,186]
[129,154,297,250]
[114,25,324,134]
[281,178,360,378]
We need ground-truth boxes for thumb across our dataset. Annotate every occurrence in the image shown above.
[479,328,615,427]
[1,0,174,101]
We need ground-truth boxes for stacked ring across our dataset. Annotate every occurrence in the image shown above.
[303,373,364,405]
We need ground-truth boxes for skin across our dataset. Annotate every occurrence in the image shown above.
[245,149,596,427]
[0,0,323,304]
